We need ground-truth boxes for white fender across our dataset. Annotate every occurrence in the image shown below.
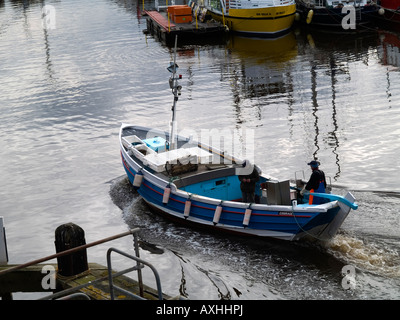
[133,172,143,188]
[213,205,223,225]
[184,200,191,218]
[162,185,171,204]
[243,208,252,227]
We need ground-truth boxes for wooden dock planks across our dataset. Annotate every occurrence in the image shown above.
[144,9,227,45]
[145,10,176,31]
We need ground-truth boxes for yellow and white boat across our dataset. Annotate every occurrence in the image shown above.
[203,0,296,37]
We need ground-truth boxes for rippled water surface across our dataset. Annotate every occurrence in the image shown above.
[1,0,399,300]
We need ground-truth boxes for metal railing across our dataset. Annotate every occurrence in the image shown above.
[107,248,163,300]
[1,227,164,300]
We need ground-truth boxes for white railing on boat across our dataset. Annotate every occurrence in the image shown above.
[224,0,294,9]
[302,0,367,7]
[155,0,187,11]
[208,0,294,14]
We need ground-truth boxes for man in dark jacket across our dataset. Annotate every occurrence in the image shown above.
[238,160,260,203]
[300,160,326,204]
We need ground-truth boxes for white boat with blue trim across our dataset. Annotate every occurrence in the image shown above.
[119,40,358,242]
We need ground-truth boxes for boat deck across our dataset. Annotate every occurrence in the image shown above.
[144,9,227,44]
[146,10,176,31]
[121,126,239,181]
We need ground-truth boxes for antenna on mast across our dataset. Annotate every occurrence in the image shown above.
[167,35,181,151]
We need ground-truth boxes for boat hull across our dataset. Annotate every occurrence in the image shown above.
[374,9,400,31]
[119,124,356,242]
[373,0,400,31]
[296,1,379,29]
[208,5,296,37]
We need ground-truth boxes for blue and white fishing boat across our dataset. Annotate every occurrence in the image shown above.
[119,39,358,242]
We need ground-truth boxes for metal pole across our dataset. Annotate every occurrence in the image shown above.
[133,232,144,297]
[169,35,178,150]
[0,228,140,276]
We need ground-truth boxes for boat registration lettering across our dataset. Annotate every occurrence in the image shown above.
[278,211,293,216]
[256,11,286,16]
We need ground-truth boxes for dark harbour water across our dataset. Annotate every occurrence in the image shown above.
[0,0,399,301]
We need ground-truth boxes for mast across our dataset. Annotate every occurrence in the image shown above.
[167,36,182,151]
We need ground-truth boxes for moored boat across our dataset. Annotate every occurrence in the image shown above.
[144,1,227,45]
[119,38,358,242]
[200,0,297,37]
[296,0,380,30]
[374,0,400,31]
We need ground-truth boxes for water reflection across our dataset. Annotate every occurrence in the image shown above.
[9,0,42,8]
[328,57,341,180]
[2,0,400,300]
[293,29,382,182]
[309,52,344,179]
[377,30,400,109]
[378,30,400,68]
[226,32,297,97]
[222,32,297,128]
[113,0,145,24]
[220,30,382,181]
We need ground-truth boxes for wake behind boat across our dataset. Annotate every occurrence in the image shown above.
[119,38,358,242]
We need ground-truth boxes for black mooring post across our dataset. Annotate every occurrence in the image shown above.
[54,223,88,277]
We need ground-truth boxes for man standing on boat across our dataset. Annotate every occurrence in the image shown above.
[238,160,260,203]
[300,160,327,204]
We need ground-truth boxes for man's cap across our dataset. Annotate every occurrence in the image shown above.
[307,160,320,168]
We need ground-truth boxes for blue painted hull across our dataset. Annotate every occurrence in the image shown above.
[120,124,356,241]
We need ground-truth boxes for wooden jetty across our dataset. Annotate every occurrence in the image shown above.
[144,4,227,45]
[0,263,171,300]
[0,222,177,300]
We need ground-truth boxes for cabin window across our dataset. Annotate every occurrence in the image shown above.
[215,179,225,186]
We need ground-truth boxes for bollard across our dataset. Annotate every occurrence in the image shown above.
[0,217,8,265]
[54,223,88,277]
[0,216,12,300]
